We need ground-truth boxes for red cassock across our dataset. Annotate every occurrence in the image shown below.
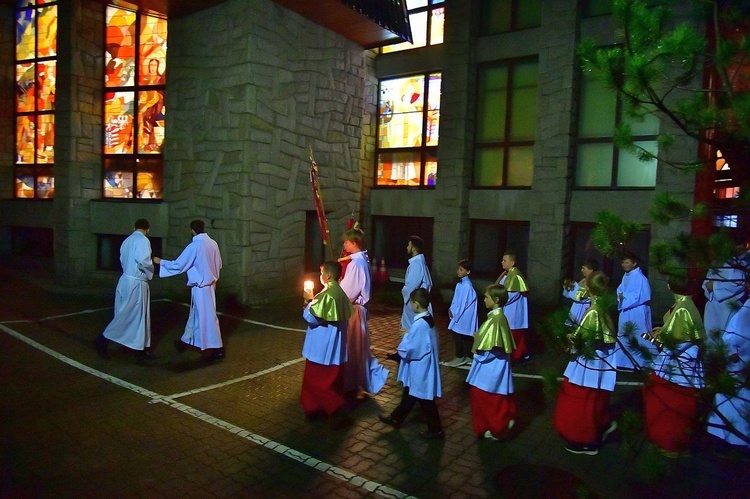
[553,377,612,445]
[470,386,516,437]
[643,372,699,453]
[510,329,528,362]
[299,360,345,417]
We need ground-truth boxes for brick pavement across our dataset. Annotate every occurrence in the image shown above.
[1,265,748,498]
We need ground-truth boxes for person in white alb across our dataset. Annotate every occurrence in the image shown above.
[154,219,224,361]
[95,219,154,361]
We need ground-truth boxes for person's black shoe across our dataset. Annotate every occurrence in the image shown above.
[207,348,225,362]
[135,349,157,364]
[420,429,445,440]
[378,414,402,429]
[515,355,534,367]
[305,410,326,422]
[173,339,186,353]
[329,409,353,430]
[94,336,110,360]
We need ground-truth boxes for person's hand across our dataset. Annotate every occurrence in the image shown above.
[153,257,161,264]
[562,278,575,290]
[398,328,407,336]
[705,280,714,291]
[651,327,662,337]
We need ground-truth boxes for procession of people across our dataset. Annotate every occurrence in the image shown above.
[95,218,750,456]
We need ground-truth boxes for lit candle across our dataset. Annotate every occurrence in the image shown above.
[303,280,314,294]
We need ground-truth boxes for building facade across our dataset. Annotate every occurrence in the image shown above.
[1,0,699,313]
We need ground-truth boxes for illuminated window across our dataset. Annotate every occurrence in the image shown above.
[376,73,441,187]
[474,59,537,187]
[714,215,738,228]
[103,6,166,199]
[575,73,659,188]
[381,0,444,54]
[480,0,541,36]
[15,0,57,199]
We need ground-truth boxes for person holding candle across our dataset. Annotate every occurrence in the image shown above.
[301,261,354,429]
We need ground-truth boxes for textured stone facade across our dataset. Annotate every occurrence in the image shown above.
[165,0,368,304]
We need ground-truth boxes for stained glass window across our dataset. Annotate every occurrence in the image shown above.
[381,0,444,54]
[103,6,166,199]
[575,73,659,188]
[15,0,57,199]
[474,60,537,187]
[376,73,441,187]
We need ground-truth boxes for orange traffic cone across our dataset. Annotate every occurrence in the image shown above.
[377,257,389,285]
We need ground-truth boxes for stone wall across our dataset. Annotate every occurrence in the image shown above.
[53,0,106,285]
[167,0,367,304]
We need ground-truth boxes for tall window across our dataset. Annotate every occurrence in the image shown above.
[469,220,529,278]
[480,0,541,36]
[575,73,659,188]
[381,0,444,54]
[474,59,537,188]
[377,73,441,187]
[103,6,166,199]
[15,0,57,199]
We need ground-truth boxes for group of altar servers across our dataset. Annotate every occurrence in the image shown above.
[557,250,750,457]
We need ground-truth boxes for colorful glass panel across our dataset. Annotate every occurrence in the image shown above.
[377,151,423,186]
[36,5,57,57]
[105,91,135,154]
[37,60,55,110]
[16,62,35,112]
[16,116,35,164]
[379,75,426,148]
[103,157,135,198]
[37,114,54,163]
[15,168,35,198]
[16,7,35,61]
[105,7,136,87]
[138,90,165,153]
[36,168,54,198]
[136,158,163,199]
[138,15,167,85]
[425,73,441,146]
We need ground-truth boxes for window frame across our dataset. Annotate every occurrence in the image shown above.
[380,0,445,54]
[14,0,58,200]
[102,5,166,201]
[473,57,538,189]
[479,0,542,36]
[574,68,659,190]
[375,72,441,189]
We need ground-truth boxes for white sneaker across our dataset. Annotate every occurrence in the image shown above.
[445,357,465,367]
[601,421,617,442]
[484,430,499,441]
